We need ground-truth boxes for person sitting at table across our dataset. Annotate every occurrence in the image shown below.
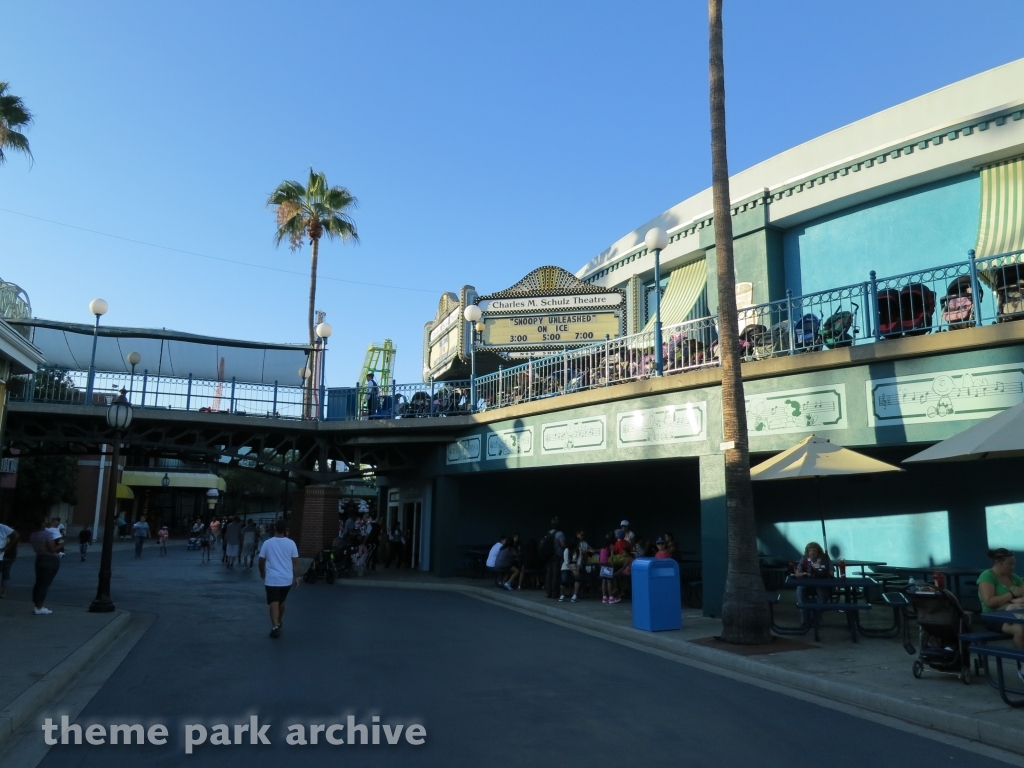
[654,537,672,559]
[485,535,506,579]
[663,532,679,560]
[977,548,1024,682]
[793,542,832,623]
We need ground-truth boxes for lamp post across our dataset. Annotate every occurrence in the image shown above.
[463,304,483,408]
[127,351,141,398]
[644,227,669,376]
[89,389,133,613]
[315,321,333,421]
[206,488,219,523]
[298,366,312,419]
[85,298,109,404]
[161,472,170,488]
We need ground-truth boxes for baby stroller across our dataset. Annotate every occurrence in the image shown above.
[820,303,859,348]
[994,263,1024,323]
[940,275,982,330]
[350,544,376,576]
[906,586,975,684]
[304,548,340,584]
[187,535,202,551]
[770,314,822,354]
[739,324,770,359]
[877,284,936,337]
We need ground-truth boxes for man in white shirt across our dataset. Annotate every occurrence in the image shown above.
[258,520,299,638]
[619,520,636,544]
[485,537,505,569]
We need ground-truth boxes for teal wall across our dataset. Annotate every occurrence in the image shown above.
[783,173,980,297]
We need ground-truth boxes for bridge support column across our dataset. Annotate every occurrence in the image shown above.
[699,453,728,618]
[290,484,340,558]
[431,476,460,577]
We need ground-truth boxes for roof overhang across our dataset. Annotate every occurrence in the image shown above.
[0,318,45,375]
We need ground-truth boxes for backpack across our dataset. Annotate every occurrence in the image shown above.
[538,532,556,560]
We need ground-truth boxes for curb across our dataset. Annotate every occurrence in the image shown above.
[0,611,131,751]
[338,579,1024,756]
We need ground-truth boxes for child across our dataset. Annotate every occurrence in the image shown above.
[78,526,93,561]
[158,525,169,555]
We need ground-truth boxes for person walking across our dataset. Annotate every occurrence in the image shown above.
[158,525,169,555]
[258,520,299,638]
[241,519,258,569]
[225,517,243,569]
[366,513,381,570]
[542,517,566,599]
[0,519,20,598]
[132,515,150,557]
[29,515,63,614]
[78,526,93,561]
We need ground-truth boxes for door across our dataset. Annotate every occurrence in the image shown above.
[402,501,423,569]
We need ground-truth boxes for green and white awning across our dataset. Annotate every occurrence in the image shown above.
[975,155,1024,259]
[641,258,707,333]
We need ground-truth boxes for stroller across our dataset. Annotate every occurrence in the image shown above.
[994,263,1024,323]
[906,587,975,684]
[739,324,770,359]
[877,284,936,338]
[304,548,341,584]
[820,303,859,348]
[940,275,982,330]
[770,313,822,354]
[350,544,376,576]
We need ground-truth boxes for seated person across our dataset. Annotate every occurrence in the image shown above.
[654,537,671,559]
[485,536,505,571]
[977,548,1024,683]
[793,542,832,622]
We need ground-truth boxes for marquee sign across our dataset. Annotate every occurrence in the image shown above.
[422,286,477,382]
[474,267,624,354]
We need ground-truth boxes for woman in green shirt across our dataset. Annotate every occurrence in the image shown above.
[977,548,1024,683]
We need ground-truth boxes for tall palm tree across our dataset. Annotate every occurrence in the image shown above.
[709,0,771,644]
[0,82,34,165]
[268,169,359,345]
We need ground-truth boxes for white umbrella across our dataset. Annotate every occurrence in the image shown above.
[751,435,902,552]
[903,400,1024,463]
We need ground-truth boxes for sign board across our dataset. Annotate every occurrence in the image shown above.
[0,457,18,473]
[473,266,624,354]
[745,384,848,436]
[428,307,461,368]
[482,312,621,347]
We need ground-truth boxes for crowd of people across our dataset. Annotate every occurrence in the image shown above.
[483,517,685,604]
[333,508,415,570]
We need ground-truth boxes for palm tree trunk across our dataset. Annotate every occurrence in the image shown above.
[308,237,320,346]
[709,0,771,644]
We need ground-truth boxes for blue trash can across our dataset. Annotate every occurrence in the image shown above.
[631,558,682,632]
[326,388,359,421]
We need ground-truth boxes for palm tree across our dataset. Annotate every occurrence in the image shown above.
[267,169,359,345]
[0,81,34,165]
[708,0,771,644]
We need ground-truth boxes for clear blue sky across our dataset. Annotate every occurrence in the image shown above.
[3,1,1023,384]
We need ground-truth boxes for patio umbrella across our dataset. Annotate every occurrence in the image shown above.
[903,400,1024,463]
[750,434,902,552]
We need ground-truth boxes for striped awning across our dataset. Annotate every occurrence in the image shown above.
[975,155,1024,258]
[641,259,707,333]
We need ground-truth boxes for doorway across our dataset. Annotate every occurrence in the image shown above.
[401,500,422,569]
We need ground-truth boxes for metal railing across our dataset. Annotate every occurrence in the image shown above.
[9,250,1024,423]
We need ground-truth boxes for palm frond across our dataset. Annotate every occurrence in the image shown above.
[0,82,34,165]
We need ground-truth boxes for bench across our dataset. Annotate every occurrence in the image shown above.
[972,644,1024,707]
[796,602,872,642]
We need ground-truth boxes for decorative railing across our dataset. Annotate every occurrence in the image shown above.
[9,250,1024,423]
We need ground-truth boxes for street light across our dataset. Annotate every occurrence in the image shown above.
[85,298,108,404]
[644,227,669,376]
[463,304,483,408]
[89,389,132,613]
[206,488,220,522]
[127,351,141,398]
[315,322,332,421]
[161,472,171,488]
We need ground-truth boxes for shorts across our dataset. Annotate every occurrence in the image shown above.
[265,585,292,604]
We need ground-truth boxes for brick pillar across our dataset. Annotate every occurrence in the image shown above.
[291,484,340,558]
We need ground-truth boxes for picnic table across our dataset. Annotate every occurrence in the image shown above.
[869,565,984,604]
[840,560,887,577]
[769,576,904,642]
[971,611,1024,707]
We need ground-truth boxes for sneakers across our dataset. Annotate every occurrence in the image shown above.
[269,625,281,638]
[33,607,53,615]
[609,596,622,604]
[502,582,513,591]
[570,595,578,603]
[558,595,565,602]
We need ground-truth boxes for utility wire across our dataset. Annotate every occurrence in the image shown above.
[0,206,442,294]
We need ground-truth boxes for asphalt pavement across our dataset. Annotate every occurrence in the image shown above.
[4,539,1017,767]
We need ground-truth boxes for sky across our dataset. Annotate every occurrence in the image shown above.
[3,0,1024,385]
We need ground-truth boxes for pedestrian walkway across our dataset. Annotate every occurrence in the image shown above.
[338,569,1024,756]
[0,552,129,751]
